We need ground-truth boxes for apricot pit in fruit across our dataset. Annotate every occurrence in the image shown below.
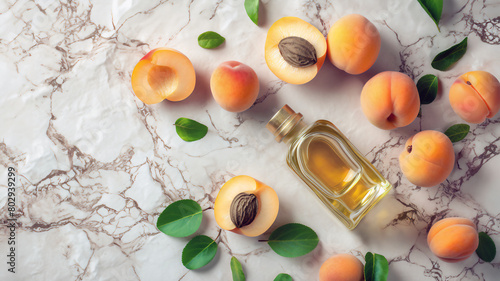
[131,48,196,104]
[265,17,327,84]
[214,175,279,237]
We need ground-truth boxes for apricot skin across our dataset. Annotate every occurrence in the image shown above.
[449,71,500,124]
[319,254,364,281]
[327,14,380,75]
[427,218,479,263]
[399,130,455,187]
[210,61,259,112]
[360,71,420,130]
[214,175,279,237]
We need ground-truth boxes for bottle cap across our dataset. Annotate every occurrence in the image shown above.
[266,105,303,142]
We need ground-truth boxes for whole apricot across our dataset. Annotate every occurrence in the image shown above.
[360,71,420,130]
[399,130,455,187]
[327,14,380,75]
[131,48,196,104]
[427,217,479,263]
[319,253,364,281]
[210,61,259,112]
[449,71,500,123]
[265,17,327,84]
[214,175,279,237]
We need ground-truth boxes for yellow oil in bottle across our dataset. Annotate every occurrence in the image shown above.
[267,105,392,229]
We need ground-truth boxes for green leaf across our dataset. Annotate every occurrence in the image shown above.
[274,273,293,281]
[230,257,245,281]
[157,199,202,237]
[432,37,468,71]
[198,31,225,49]
[417,0,443,32]
[182,235,218,270]
[267,223,319,258]
[174,118,208,142]
[444,124,470,143]
[244,0,259,25]
[476,232,496,262]
[417,74,438,105]
[364,252,389,281]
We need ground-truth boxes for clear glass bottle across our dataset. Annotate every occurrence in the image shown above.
[266,105,392,230]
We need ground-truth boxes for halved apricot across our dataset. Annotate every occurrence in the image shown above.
[265,17,327,84]
[214,175,279,237]
[131,48,196,104]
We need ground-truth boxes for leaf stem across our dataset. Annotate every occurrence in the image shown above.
[214,229,222,242]
[258,239,268,242]
[202,206,213,212]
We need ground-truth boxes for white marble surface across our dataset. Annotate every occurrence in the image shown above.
[1,0,500,280]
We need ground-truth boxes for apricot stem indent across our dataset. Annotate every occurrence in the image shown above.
[407,145,412,153]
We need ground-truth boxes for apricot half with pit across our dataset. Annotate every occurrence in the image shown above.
[214,175,279,237]
[131,48,196,104]
[265,17,327,84]
[449,71,500,124]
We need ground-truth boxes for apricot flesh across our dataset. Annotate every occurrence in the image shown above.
[360,71,420,130]
[210,61,259,112]
[327,14,380,75]
[449,71,500,124]
[427,217,479,263]
[131,48,196,104]
[399,130,455,187]
[265,17,327,84]
[214,175,279,237]
[319,253,364,281]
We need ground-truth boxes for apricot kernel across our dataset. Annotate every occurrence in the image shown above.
[278,36,317,68]
[230,192,258,228]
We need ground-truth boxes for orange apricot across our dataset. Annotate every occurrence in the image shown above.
[399,130,455,187]
[265,17,327,84]
[360,71,420,130]
[214,175,279,237]
[210,61,259,112]
[449,71,500,124]
[319,253,364,281]
[131,48,196,104]
[327,14,380,75]
[427,217,479,263]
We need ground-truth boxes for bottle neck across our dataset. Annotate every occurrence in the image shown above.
[282,119,307,145]
[266,105,307,145]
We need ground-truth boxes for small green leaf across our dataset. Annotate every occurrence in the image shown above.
[244,0,259,25]
[432,37,468,71]
[364,252,389,281]
[182,235,218,270]
[476,232,496,262]
[417,74,438,105]
[267,223,319,258]
[175,118,208,142]
[157,199,202,237]
[444,124,470,143]
[274,273,293,281]
[198,31,225,49]
[230,257,245,281]
[417,0,443,32]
